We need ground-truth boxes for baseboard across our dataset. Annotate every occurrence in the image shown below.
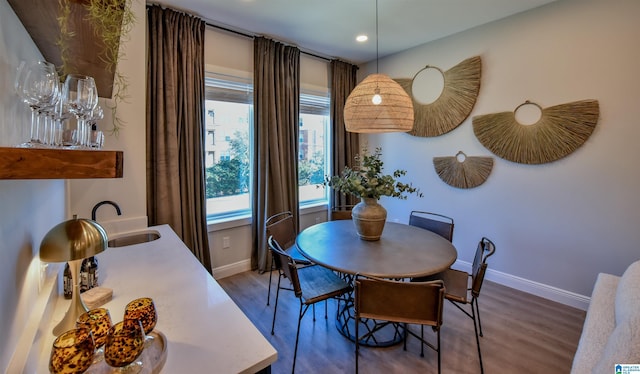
[212,259,253,280]
[211,258,591,310]
[453,260,590,311]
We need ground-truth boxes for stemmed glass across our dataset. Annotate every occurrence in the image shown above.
[104,318,146,373]
[40,86,62,146]
[63,74,98,148]
[77,308,112,364]
[48,327,95,374]
[49,82,73,147]
[88,105,105,149]
[14,60,60,147]
[124,297,158,347]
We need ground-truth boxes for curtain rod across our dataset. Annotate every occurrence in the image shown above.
[204,21,332,62]
[146,4,333,62]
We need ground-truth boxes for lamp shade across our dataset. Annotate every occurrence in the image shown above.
[344,73,414,133]
[40,216,107,263]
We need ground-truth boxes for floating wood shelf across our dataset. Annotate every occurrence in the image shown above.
[7,0,123,98]
[0,147,123,180]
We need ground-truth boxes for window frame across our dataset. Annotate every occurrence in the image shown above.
[298,89,331,208]
[203,74,332,225]
[204,72,254,223]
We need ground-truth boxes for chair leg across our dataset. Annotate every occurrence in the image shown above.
[420,324,424,357]
[355,313,360,374]
[267,256,274,306]
[471,298,484,374]
[436,328,441,374]
[325,300,328,319]
[403,323,408,351]
[292,302,308,374]
[270,273,283,335]
[475,297,484,337]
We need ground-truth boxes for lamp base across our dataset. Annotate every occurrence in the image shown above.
[52,259,89,336]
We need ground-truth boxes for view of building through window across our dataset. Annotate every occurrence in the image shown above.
[204,100,251,218]
[204,76,329,220]
[298,112,328,203]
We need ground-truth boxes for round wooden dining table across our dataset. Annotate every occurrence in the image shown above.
[296,220,458,346]
[296,220,457,279]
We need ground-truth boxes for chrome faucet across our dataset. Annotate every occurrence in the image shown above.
[91,200,122,221]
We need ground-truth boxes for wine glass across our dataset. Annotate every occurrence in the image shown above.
[77,308,112,363]
[63,74,98,148]
[88,105,104,124]
[48,327,95,374]
[40,87,61,146]
[88,105,105,149]
[15,60,59,147]
[124,297,157,347]
[49,82,73,147]
[104,318,146,373]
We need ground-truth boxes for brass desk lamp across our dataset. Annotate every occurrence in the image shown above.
[40,215,107,336]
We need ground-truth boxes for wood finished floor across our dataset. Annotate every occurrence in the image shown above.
[217,270,586,374]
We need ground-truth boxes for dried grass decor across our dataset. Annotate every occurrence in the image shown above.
[395,56,481,137]
[472,100,600,164]
[433,151,494,189]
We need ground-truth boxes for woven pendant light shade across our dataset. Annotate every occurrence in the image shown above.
[344,73,415,133]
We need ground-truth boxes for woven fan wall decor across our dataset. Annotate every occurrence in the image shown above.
[395,56,482,137]
[433,151,494,189]
[472,100,599,164]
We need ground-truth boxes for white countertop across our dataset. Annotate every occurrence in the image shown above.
[35,224,277,373]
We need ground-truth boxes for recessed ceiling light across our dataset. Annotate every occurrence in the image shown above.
[356,35,368,42]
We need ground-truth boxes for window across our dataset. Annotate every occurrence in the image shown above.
[298,91,330,205]
[204,74,330,222]
[204,74,253,220]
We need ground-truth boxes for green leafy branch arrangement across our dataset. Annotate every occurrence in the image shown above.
[326,147,423,200]
[86,0,135,136]
[57,0,135,135]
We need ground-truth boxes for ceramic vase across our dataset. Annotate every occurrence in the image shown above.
[351,197,387,241]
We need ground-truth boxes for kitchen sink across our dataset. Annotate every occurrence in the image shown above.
[107,230,161,247]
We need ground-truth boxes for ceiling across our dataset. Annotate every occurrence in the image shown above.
[152,0,557,65]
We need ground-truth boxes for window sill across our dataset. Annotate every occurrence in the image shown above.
[300,202,329,214]
[207,203,328,233]
[207,214,252,232]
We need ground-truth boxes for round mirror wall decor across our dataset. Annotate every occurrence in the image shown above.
[472,99,600,164]
[395,55,482,137]
[433,151,494,189]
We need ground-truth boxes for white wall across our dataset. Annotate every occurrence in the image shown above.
[0,1,66,370]
[67,0,148,234]
[361,0,640,301]
[0,1,146,370]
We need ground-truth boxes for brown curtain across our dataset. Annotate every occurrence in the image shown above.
[330,59,360,208]
[146,5,212,273]
[252,36,301,272]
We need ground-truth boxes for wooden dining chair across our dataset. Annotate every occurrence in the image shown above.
[268,236,352,374]
[265,211,313,306]
[330,205,354,221]
[354,275,445,374]
[408,210,454,242]
[423,236,496,374]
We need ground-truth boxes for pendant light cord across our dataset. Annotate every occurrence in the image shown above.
[375,0,379,73]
